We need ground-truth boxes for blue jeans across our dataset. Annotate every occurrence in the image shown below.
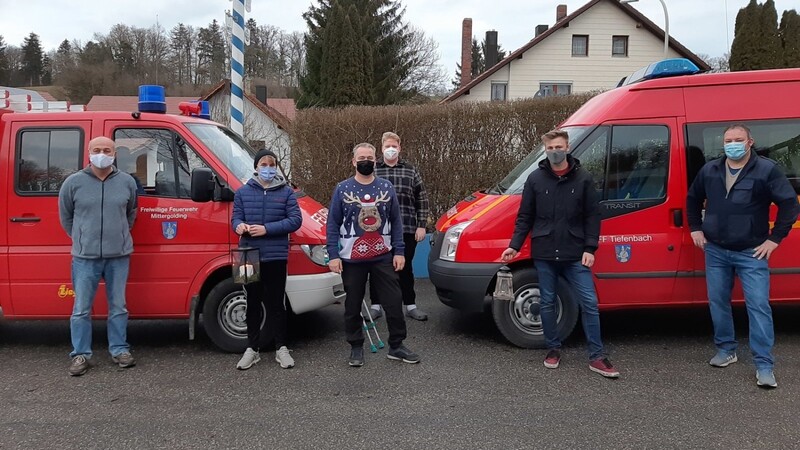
[705,242,774,369]
[70,256,131,358]
[534,259,605,361]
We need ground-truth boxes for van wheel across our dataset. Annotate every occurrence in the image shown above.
[203,279,265,353]
[491,268,578,349]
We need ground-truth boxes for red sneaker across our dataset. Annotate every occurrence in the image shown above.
[589,357,619,378]
[543,349,561,369]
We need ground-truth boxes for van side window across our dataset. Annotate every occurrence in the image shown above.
[113,128,209,198]
[17,129,82,194]
[577,125,669,201]
[686,120,800,194]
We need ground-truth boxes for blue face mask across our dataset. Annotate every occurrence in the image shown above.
[258,166,277,182]
[724,142,747,161]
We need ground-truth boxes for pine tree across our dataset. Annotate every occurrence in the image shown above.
[779,9,800,68]
[761,0,783,68]
[20,32,45,86]
[730,0,760,71]
[0,35,9,85]
[299,0,421,107]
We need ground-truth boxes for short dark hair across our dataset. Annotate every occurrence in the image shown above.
[723,123,752,139]
[542,129,569,143]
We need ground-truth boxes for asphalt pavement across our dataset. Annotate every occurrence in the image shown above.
[1,280,799,449]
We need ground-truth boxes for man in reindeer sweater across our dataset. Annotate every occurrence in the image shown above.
[327,143,421,367]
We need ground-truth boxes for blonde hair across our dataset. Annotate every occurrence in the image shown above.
[381,132,401,145]
[541,129,569,143]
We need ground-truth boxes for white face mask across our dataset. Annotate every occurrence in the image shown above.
[383,147,399,160]
[90,153,115,169]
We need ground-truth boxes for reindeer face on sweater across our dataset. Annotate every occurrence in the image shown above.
[344,191,390,233]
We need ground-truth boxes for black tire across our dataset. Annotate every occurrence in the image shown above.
[202,279,265,353]
[492,267,579,348]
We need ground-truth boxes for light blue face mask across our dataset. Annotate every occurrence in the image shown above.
[724,142,747,161]
[258,166,277,182]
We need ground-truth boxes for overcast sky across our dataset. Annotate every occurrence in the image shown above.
[2,0,797,76]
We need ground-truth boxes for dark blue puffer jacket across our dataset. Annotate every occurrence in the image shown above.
[232,176,302,261]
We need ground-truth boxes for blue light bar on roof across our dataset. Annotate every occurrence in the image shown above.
[198,100,210,120]
[620,58,701,87]
[138,85,166,113]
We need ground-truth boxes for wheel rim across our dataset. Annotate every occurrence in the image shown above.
[217,290,265,339]
[506,284,562,336]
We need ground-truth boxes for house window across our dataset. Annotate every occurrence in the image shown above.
[572,35,589,56]
[536,83,572,97]
[612,36,629,57]
[491,82,507,101]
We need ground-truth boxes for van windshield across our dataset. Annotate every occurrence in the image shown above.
[489,126,590,195]
[186,123,257,184]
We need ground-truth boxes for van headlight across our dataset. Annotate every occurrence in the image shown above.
[439,221,473,262]
[301,244,329,266]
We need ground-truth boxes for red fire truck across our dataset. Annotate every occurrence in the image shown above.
[0,87,344,352]
[429,59,800,348]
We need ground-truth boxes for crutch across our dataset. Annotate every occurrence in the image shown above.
[361,300,385,352]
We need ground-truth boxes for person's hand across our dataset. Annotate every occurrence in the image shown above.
[393,255,405,271]
[753,239,778,260]
[248,224,267,237]
[235,223,249,235]
[501,248,518,262]
[415,227,426,242]
[328,258,342,274]
[582,252,595,268]
[691,231,706,250]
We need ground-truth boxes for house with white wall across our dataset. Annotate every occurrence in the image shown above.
[443,0,709,103]
[201,81,296,175]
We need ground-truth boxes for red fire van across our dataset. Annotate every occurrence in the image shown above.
[0,89,344,352]
[429,59,800,348]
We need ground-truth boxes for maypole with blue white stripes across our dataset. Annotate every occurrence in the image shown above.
[229,0,250,136]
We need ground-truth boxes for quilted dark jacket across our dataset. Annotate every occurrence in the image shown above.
[231,176,302,261]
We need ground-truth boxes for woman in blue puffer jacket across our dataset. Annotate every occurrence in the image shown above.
[231,149,302,370]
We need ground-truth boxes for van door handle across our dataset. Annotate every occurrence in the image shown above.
[672,209,683,227]
[10,216,41,223]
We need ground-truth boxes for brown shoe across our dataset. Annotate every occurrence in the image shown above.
[69,355,89,376]
[112,352,136,368]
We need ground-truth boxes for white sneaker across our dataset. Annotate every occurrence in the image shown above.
[275,346,295,369]
[236,348,260,370]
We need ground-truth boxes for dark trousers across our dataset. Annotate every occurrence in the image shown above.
[243,260,288,352]
[370,233,417,306]
[343,258,407,348]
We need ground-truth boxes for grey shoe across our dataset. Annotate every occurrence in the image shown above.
[236,348,260,370]
[406,307,428,321]
[387,345,421,364]
[368,307,382,320]
[69,355,89,377]
[275,346,295,369]
[756,369,777,389]
[349,347,364,367]
[709,351,737,367]
[112,352,136,368]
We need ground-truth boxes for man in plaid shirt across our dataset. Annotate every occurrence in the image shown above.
[369,132,431,321]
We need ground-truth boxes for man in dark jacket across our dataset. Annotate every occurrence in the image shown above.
[58,136,138,377]
[502,129,618,378]
[687,124,799,389]
[232,149,302,370]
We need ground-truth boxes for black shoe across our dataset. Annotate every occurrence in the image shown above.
[348,347,364,367]
[387,345,421,364]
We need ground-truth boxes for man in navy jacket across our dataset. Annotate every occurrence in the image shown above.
[687,124,799,389]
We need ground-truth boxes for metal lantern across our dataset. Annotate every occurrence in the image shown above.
[493,265,514,301]
[232,246,261,284]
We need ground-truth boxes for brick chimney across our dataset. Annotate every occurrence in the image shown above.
[557,4,568,22]
[460,18,473,87]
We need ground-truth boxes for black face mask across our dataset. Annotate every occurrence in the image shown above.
[356,160,375,176]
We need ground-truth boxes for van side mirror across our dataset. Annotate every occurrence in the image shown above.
[191,168,215,202]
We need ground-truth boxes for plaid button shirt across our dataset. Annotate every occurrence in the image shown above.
[375,159,430,234]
